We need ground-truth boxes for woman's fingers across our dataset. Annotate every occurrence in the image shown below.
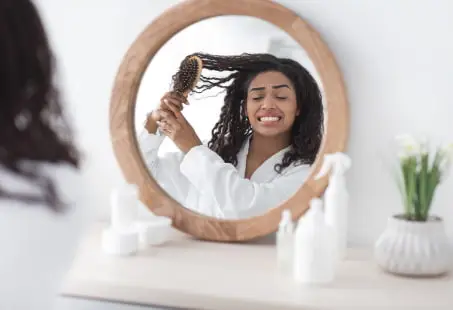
[156,120,172,133]
[156,118,176,134]
[157,109,177,121]
[162,91,188,107]
[169,92,189,105]
[157,116,181,137]
[157,92,189,117]
[153,91,189,126]
[163,97,184,114]
[158,93,181,114]
[157,110,179,128]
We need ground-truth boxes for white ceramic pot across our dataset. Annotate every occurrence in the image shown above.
[374,214,453,276]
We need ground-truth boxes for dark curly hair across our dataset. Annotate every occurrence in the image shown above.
[182,52,323,173]
[0,0,80,211]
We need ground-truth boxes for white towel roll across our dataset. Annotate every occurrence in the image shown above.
[102,227,139,256]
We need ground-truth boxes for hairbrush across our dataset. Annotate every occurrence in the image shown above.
[172,55,203,98]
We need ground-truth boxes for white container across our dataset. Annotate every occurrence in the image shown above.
[315,152,351,261]
[276,209,294,274]
[102,227,139,256]
[110,183,139,231]
[374,215,453,276]
[136,217,173,248]
[293,198,336,284]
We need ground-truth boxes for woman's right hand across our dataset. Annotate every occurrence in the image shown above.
[150,92,189,122]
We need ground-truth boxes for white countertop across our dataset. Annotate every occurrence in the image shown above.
[60,222,453,310]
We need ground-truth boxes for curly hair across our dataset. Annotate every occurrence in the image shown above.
[182,52,324,173]
[0,0,80,211]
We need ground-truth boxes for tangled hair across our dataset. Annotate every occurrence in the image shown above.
[186,52,324,173]
[0,0,80,211]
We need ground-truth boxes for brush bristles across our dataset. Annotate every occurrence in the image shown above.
[172,55,203,97]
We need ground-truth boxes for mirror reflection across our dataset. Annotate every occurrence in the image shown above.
[135,16,324,219]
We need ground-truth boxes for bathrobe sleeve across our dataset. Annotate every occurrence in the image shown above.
[137,129,189,203]
[179,145,310,218]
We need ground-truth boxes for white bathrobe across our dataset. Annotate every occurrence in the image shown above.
[139,129,312,219]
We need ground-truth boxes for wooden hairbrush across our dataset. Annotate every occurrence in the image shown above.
[172,55,203,98]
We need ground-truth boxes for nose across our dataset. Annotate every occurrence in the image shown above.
[261,96,277,109]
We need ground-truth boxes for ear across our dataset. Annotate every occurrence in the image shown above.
[243,102,248,119]
[296,108,300,116]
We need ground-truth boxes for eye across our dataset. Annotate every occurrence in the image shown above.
[276,96,288,100]
[252,96,264,101]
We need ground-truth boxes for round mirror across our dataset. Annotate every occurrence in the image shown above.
[110,0,348,241]
[134,15,325,220]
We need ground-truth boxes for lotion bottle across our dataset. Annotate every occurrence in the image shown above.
[315,152,352,261]
[293,198,336,284]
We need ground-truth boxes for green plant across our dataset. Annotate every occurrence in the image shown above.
[395,135,453,221]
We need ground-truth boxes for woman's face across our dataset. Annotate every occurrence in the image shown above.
[245,71,299,138]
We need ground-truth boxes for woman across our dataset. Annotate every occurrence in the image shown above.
[0,0,94,308]
[140,53,323,219]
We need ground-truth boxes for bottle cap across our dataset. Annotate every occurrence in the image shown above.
[278,209,293,230]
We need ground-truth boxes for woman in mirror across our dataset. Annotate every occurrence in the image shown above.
[0,0,93,308]
[140,53,323,219]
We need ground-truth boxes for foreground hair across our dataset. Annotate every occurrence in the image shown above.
[0,0,80,211]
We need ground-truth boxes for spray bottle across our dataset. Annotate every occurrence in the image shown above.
[315,152,352,261]
[276,209,294,274]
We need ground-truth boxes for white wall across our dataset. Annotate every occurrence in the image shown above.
[36,0,453,246]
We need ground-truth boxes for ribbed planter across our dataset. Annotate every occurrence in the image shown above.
[374,214,452,276]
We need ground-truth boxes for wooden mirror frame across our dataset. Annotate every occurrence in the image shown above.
[109,0,348,242]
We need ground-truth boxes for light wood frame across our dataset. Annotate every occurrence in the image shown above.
[109,0,349,242]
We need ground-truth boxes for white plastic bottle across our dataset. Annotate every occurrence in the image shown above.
[102,183,140,256]
[315,152,352,261]
[293,198,336,284]
[276,209,294,274]
[110,183,139,231]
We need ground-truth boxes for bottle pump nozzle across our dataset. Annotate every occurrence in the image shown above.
[315,152,352,180]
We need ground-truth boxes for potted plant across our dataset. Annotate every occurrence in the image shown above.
[374,135,453,276]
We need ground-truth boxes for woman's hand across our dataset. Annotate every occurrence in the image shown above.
[156,108,202,154]
[150,92,188,122]
[144,92,188,134]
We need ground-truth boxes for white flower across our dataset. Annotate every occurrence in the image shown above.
[395,134,421,158]
[395,134,419,148]
[440,143,453,172]
[419,136,429,155]
[444,143,453,158]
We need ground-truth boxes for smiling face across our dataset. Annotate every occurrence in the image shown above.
[245,71,299,138]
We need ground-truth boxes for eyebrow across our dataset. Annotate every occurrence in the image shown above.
[249,84,291,92]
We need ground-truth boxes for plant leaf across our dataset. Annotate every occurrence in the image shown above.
[418,153,429,221]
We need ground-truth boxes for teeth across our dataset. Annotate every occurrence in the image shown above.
[259,116,280,122]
